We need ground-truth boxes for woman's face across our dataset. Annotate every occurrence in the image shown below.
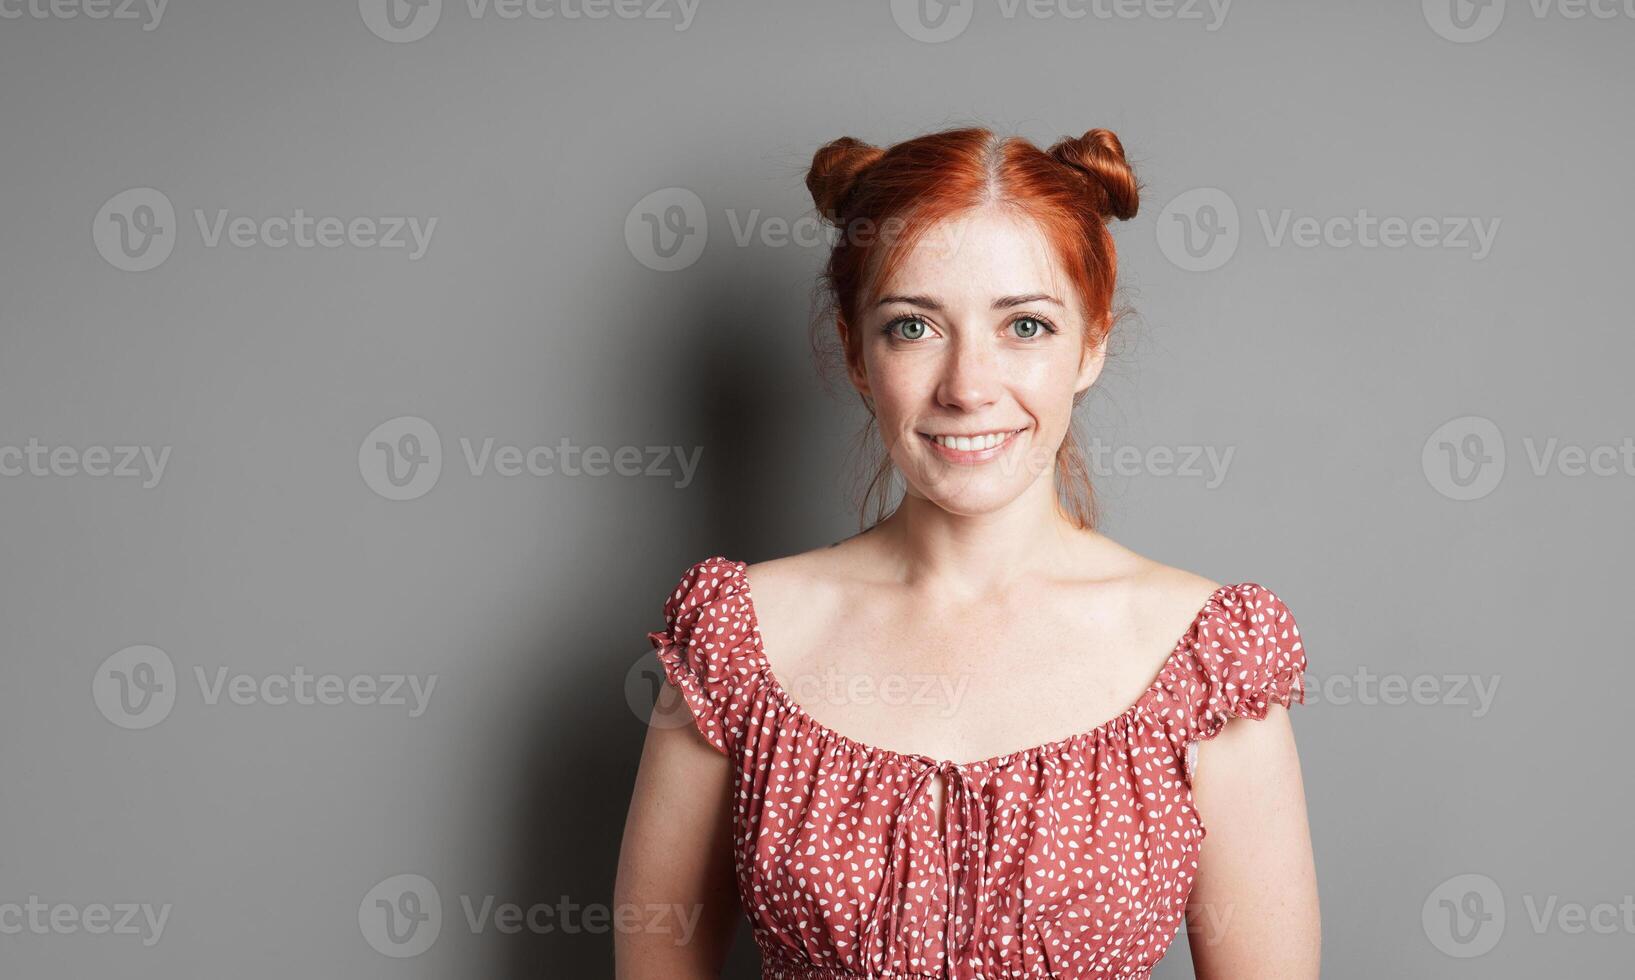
[848,206,1104,517]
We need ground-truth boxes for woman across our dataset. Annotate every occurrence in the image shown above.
[615,126,1320,979]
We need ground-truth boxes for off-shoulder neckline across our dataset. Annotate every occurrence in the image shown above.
[721,556,1254,774]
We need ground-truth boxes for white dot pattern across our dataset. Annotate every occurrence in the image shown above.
[646,556,1308,980]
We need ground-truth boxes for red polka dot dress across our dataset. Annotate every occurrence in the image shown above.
[647,556,1308,979]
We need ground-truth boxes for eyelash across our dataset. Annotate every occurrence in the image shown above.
[880,313,1060,341]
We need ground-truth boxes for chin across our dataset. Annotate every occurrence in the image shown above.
[908,480,1030,517]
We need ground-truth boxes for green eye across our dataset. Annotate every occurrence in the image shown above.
[1012,316,1050,339]
[888,316,928,340]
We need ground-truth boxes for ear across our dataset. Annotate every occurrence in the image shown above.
[839,318,874,402]
[1074,328,1107,394]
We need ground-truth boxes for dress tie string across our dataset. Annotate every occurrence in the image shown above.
[862,760,989,979]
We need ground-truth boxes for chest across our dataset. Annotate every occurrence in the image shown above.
[763,595,1175,767]
[728,708,1203,976]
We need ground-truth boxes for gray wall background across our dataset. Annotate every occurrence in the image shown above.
[3,0,1631,976]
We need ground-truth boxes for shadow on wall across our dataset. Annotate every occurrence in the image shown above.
[499,250,815,979]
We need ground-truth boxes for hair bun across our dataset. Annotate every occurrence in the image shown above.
[1047,128,1139,221]
[806,136,886,224]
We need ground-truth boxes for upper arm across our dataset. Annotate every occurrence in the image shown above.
[613,686,741,979]
[618,555,763,977]
[1183,703,1321,979]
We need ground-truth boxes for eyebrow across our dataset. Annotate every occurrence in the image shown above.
[876,293,1064,310]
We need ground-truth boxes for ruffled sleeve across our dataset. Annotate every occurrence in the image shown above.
[644,556,763,756]
[1163,582,1308,782]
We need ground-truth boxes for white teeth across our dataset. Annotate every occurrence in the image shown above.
[930,429,1018,451]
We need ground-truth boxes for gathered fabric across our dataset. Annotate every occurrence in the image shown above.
[647,556,1309,979]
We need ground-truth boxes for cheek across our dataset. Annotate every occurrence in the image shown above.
[863,354,934,414]
[1012,356,1081,413]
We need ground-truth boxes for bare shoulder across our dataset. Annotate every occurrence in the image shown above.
[744,540,847,602]
[1131,558,1224,614]
[742,536,875,663]
[1076,534,1225,641]
[744,528,882,589]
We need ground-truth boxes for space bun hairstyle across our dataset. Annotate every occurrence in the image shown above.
[1045,128,1140,222]
[806,136,887,224]
[804,125,1142,531]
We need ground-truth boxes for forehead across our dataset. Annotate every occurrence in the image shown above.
[877,207,1069,301]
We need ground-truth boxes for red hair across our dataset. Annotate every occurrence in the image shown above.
[804,126,1142,530]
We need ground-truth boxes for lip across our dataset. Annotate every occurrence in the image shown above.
[918,427,1027,465]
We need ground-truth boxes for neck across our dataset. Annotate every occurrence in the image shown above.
[864,475,1090,599]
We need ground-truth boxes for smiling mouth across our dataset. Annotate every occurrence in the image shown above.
[917,426,1027,460]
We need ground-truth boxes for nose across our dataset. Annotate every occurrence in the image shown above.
[935,335,1001,413]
